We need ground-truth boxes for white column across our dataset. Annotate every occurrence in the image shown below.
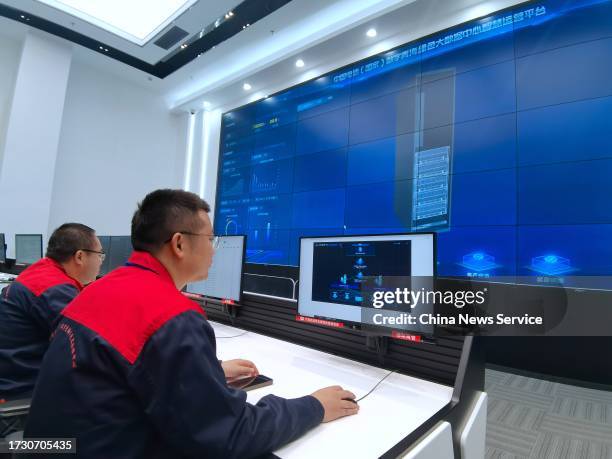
[200,109,222,211]
[0,31,72,257]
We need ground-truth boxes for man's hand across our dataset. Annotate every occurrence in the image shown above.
[222,359,259,383]
[311,385,359,422]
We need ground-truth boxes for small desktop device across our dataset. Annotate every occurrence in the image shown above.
[228,374,273,392]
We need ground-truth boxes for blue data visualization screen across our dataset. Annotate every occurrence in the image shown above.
[214,0,612,289]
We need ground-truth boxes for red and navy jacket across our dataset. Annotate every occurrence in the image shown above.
[0,257,83,399]
[24,251,323,459]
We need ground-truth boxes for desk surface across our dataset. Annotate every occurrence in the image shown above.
[211,322,453,459]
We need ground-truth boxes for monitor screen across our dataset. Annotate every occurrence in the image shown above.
[187,235,246,302]
[97,236,111,276]
[0,233,5,263]
[298,233,435,333]
[15,234,43,265]
[108,236,132,272]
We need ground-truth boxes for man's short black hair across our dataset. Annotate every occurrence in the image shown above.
[131,189,211,253]
[46,223,97,263]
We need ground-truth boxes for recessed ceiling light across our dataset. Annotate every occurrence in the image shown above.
[243,83,252,91]
[295,59,305,68]
[366,28,377,38]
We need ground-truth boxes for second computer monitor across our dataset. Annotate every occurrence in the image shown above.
[107,236,132,272]
[0,233,5,263]
[97,236,111,275]
[298,233,435,333]
[15,234,43,265]
[187,235,246,302]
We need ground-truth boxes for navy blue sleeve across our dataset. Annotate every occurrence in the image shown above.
[30,284,79,335]
[128,310,324,459]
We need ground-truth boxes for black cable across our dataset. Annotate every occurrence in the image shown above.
[355,370,396,402]
[216,331,249,339]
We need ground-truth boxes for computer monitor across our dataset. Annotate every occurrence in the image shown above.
[298,233,436,334]
[0,233,5,263]
[15,234,43,265]
[97,236,111,276]
[187,235,246,302]
[107,236,132,272]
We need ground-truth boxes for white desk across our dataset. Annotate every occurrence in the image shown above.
[211,322,453,459]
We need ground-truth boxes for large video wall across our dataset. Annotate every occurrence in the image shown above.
[214,0,612,287]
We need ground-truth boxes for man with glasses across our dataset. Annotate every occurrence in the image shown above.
[0,223,103,406]
[25,189,358,458]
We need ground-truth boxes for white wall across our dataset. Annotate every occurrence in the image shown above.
[0,31,72,258]
[48,61,188,237]
[0,34,21,173]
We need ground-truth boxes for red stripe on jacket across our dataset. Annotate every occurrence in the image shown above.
[16,258,83,297]
[62,251,203,364]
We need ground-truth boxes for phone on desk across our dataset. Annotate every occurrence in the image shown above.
[228,374,273,391]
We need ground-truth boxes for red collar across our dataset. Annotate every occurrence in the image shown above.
[47,258,84,291]
[126,251,176,287]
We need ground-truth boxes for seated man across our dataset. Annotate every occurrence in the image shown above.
[25,189,358,458]
[0,223,103,401]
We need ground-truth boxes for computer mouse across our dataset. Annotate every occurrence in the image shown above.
[342,398,358,404]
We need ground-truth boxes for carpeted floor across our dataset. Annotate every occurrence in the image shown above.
[485,369,612,459]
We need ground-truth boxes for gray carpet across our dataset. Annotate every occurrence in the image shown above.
[485,369,612,459]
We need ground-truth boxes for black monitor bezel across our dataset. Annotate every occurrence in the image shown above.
[0,233,6,264]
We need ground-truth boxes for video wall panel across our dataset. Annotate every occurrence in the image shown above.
[214,0,612,287]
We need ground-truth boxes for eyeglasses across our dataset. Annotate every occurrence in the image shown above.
[79,249,106,261]
[165,232,220,249]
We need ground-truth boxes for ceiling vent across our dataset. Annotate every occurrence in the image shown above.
[154,26,189,50]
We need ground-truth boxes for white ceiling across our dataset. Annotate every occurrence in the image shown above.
[35,0,199,45]
[1,0,242,63]
[164,0,525,113]
[0,0,525,114]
